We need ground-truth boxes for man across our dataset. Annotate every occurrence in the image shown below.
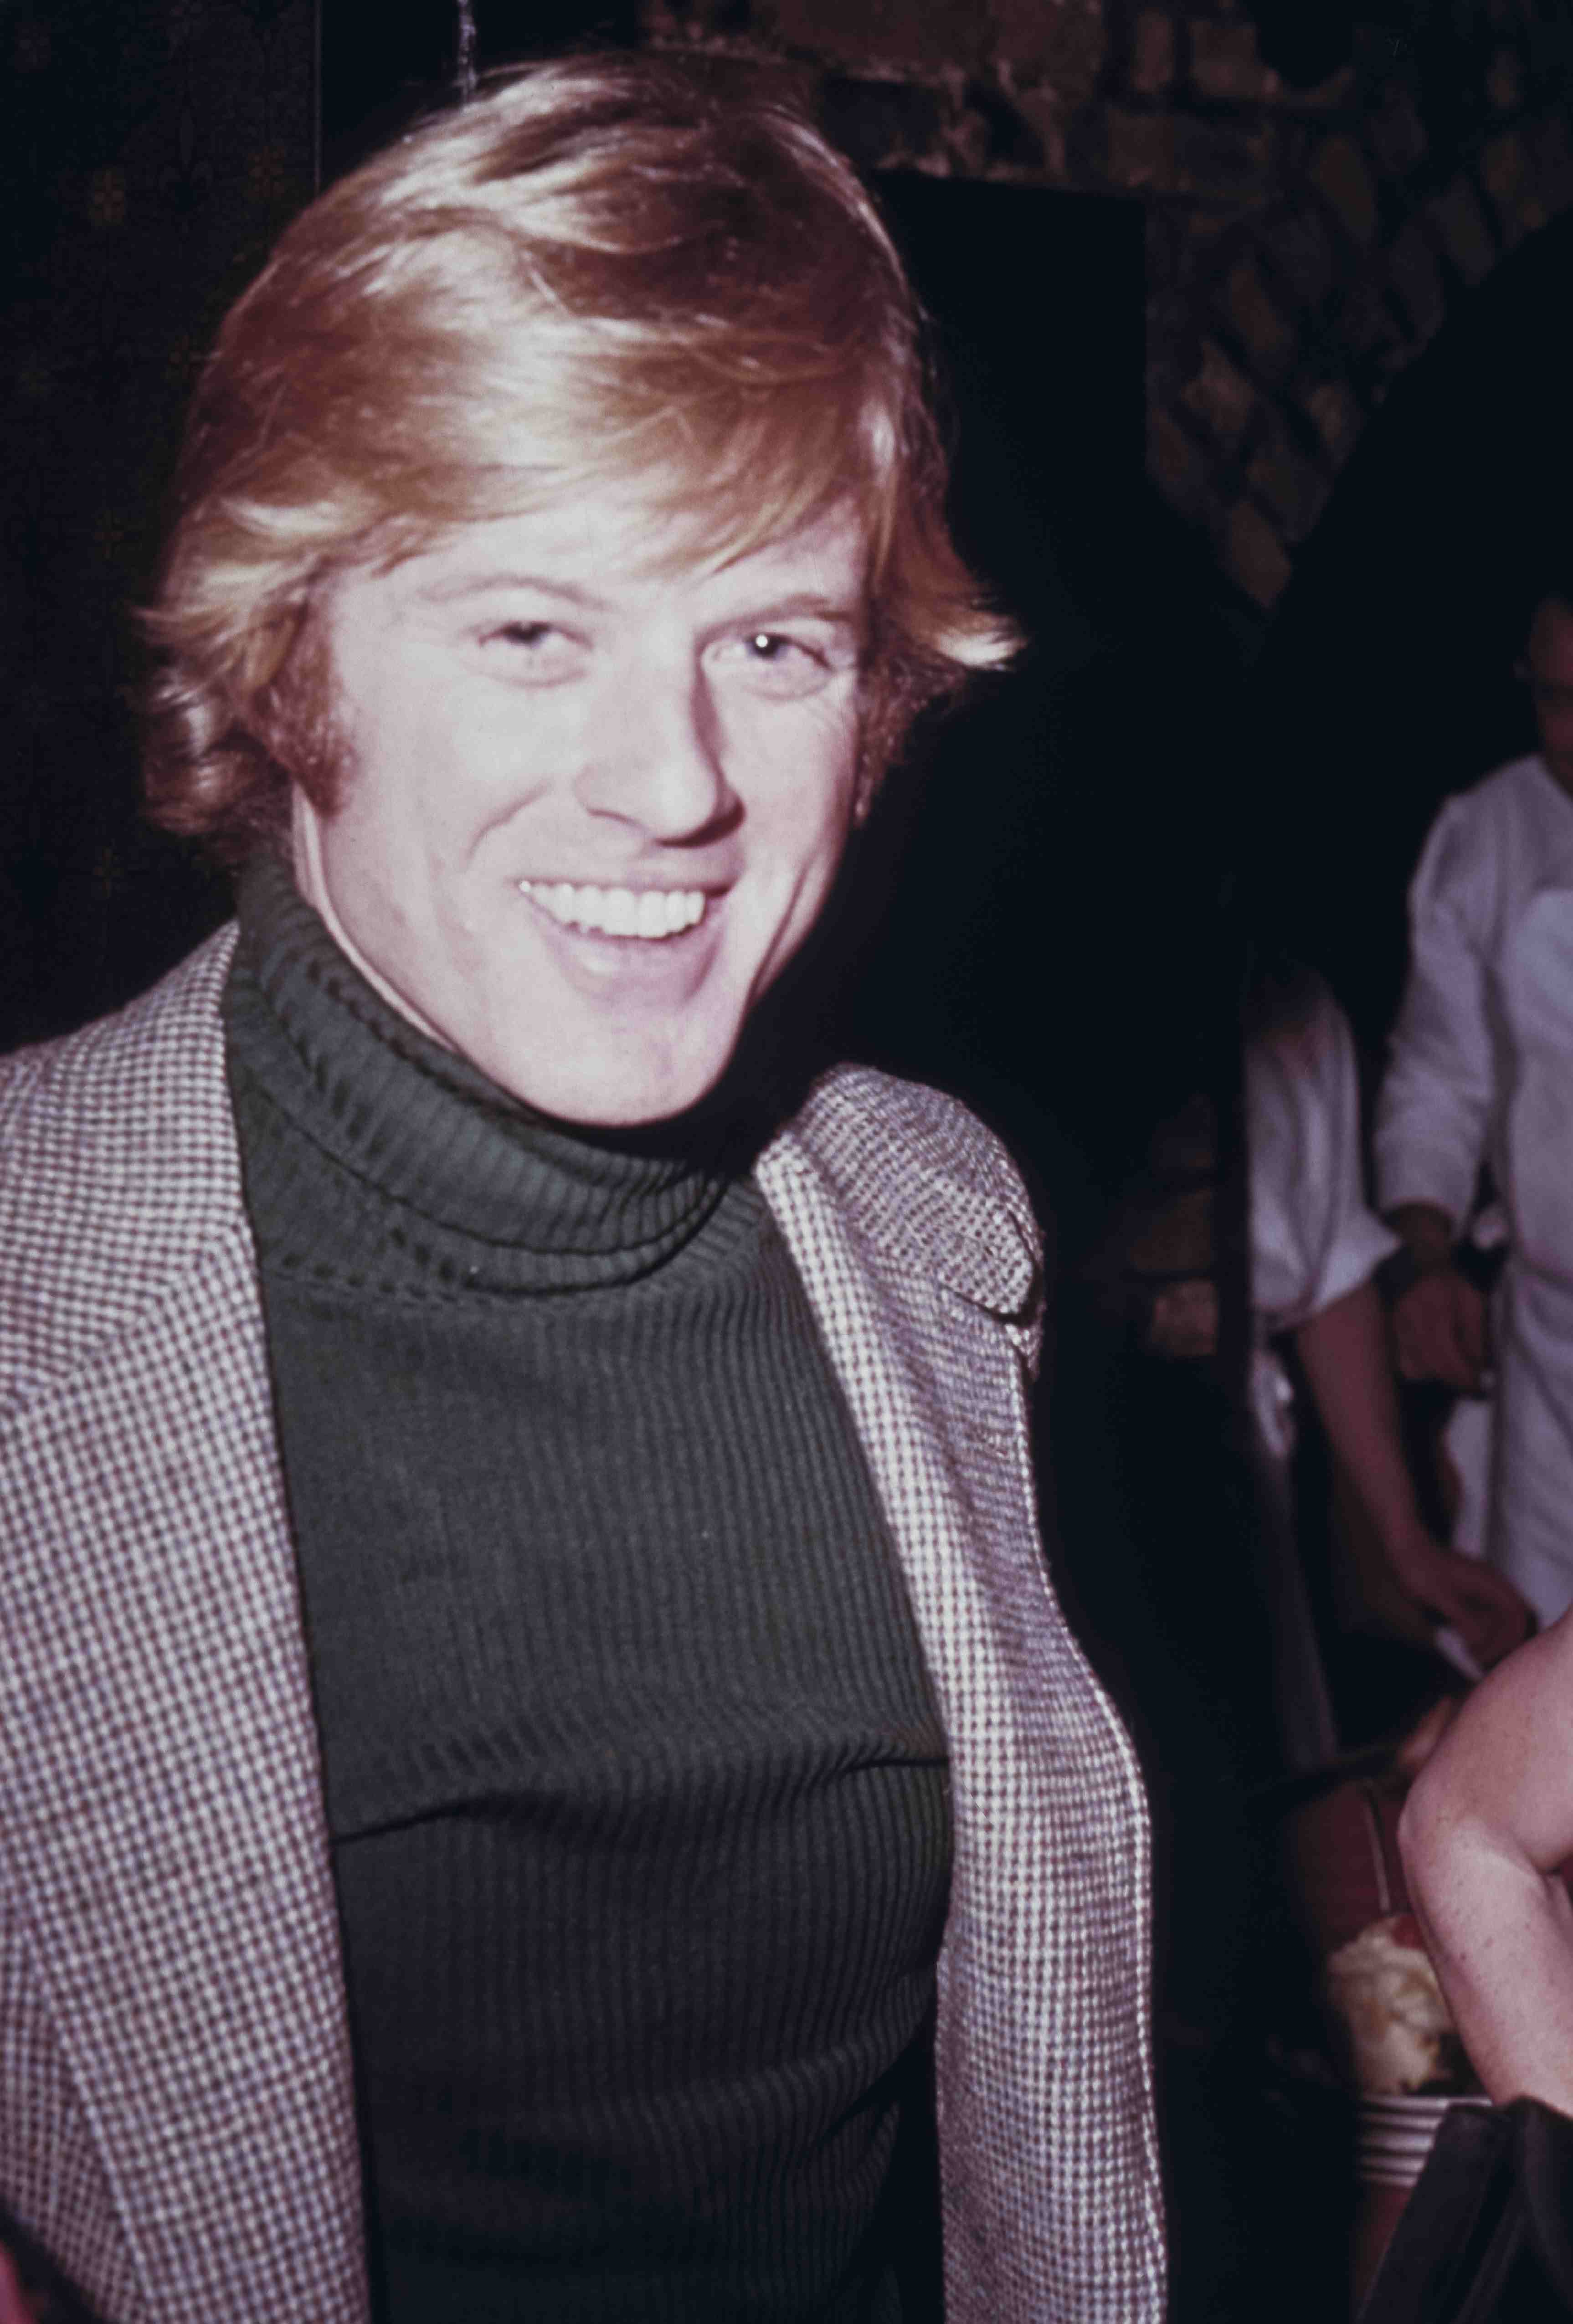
[1376,583,1573,1629]
[0,56,1162,2324]
[1246,969,1529,1763]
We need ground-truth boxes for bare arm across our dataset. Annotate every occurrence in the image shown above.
[1399,1612,1573,2110]
[0,2246,35,2324]
[1294,1279,1531,1667]
[1385,1200,1490,1393]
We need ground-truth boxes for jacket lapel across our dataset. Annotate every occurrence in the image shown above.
[757,1069,1163,2324]
[0,944,367,2324]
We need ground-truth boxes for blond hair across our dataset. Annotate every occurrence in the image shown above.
[144,51,1017,859]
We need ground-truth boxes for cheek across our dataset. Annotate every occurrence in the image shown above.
[328,694,492,864]
[802,720,861,863]
[759,783,858,925]
[310,730,444,944]
[741,699,860,846]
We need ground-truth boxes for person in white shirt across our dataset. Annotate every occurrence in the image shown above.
[1244,972,1529,1768]
[1376,586,1573,1627]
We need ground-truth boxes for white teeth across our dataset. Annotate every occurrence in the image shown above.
[519,881,708,939]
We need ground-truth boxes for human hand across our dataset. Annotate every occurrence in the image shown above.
[1391,1265,1489,1391]
[1388,1532,1536,1671]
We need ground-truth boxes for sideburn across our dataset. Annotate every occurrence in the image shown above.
[250,596,355,822]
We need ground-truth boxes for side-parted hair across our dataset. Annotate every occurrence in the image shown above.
[143,51,1019,861]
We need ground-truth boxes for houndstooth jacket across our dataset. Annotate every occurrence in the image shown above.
[0,927,1164,2324]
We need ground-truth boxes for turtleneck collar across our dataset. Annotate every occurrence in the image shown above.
[223,853,743,1291]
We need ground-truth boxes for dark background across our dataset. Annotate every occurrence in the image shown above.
[1249,203,1573,1053]
[0,0,313,1049]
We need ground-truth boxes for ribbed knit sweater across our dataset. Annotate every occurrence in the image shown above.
[221,858,952,2324]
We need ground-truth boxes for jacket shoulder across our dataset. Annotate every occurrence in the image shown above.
[0,927,243,1411]
[771,1064,1041,1322]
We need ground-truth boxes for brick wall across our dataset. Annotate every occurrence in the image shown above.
[643,0,1573,608]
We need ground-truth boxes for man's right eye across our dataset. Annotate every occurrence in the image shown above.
[480,621,582,681]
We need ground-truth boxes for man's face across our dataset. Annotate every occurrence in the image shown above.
[293,492,868,1124]
[1525,596,1573,795]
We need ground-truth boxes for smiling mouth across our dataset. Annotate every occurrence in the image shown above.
[519,880,710,941]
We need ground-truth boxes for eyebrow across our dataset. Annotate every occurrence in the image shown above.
[727,593,865,628]
[416,572,866,635]
[416,571,613,610]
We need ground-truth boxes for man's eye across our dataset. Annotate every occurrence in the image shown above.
[481,621,581,680]
[714,630,834,697]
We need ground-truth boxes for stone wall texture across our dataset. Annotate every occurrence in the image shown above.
[642,0,1573,608]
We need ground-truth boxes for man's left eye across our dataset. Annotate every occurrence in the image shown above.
[714,631,833,696]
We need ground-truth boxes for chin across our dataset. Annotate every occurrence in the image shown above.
[491,1046,733,1130]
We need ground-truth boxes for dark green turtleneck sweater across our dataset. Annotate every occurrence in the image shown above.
[222,858,951,2324]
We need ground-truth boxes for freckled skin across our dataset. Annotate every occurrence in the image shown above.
[293,492,869,1126]
[1400,1612,1573,2109]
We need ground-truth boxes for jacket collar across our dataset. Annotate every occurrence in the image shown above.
[760,1064,1042,1359]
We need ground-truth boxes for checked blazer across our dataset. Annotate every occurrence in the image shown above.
[0,928,1164,2324]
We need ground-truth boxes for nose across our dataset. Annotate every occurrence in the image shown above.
[574,660,737,843]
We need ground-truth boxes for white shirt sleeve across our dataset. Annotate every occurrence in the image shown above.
[1247,983,1397,1338]
[1373,795,1497,1229]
